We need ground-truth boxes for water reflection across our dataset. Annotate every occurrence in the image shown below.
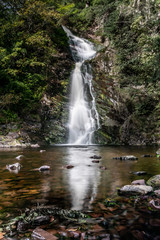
[64,147,100,210]
[0,146,159,215]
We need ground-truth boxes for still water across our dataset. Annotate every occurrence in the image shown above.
[0,146,159,219]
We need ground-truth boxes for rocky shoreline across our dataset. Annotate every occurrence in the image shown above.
[1,150,160,239]
[2,172,160,240]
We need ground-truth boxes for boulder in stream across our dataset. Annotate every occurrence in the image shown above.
[99,166,107,170]
[15,155,24,160]
[113,155,138,160]
[39,165,50,171]
[40,150,46,153]
[156,148,160,155]
[131,179,146,185]
[118,185,153,196]
[131,171,147,176]
[147,174,160,188]
[90,155,102,159]
[65,165,74,169]
[141,154,153,157]
[6,162,21,173]
[92,160,100,163]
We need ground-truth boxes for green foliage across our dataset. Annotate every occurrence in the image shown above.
[102,0,160,86]
[0,0,71,122]
[1,110,18,124]
[104,198,117,207]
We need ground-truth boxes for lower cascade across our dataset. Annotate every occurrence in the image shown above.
[63,26,99,145]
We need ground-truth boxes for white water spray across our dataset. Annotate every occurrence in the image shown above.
[63,26,99,145]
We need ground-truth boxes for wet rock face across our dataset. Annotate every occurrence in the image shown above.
[90,30,160,145]
[118,185,153,196]
[147,175,160,188]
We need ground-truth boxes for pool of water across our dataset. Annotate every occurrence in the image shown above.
[0,145,159,220]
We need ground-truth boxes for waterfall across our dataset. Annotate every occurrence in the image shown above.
[63,26,99,145]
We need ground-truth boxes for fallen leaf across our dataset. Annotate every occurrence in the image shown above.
[0,232,5,239]
[67,228,78,232]
[50,216,54,222]
[98,203,108,211]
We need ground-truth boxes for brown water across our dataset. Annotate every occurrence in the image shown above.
[0,145,159,221]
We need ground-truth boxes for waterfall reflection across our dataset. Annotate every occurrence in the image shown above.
[64,147,100,210]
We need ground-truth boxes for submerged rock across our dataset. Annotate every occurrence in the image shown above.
[147,175,160,188]
[65,165,74,169]
[99,166,107,170]
[40,150,46,153]
[131,171,147,176]
[113,155,138,160]
[90,155,102,159]
[39,165,50,171]
[131,179,146,185]
[118,185,153,196]
[141,154,153,157]
[92,160,100,163]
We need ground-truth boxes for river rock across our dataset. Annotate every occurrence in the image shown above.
[90,155,102,159]
[147,175,160,188]
[16,155,24,160]
[92,160,100,163]
[141,154,153,157]
[154,190,160,197]
[39,165,50,171]
[156,148,160,155]
[149,199,160,211]
[113,155,138,160]
[131,171,147,175]
[65,165,74,169]
[17,221,30,232]
[32,228,58,240]
[31,144,40,148]
[6,162,21,173]
[99,166,107,170]
[118,185,153,196]
[131,179,146,185]
[40,150,46,153]
[33,216,51,225]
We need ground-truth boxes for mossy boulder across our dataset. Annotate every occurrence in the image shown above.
[147,175,160,189]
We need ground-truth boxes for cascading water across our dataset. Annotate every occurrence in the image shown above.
[63,26,99,145]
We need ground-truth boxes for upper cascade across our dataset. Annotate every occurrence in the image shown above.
[62,26,96,62]
[63,26,99,145]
